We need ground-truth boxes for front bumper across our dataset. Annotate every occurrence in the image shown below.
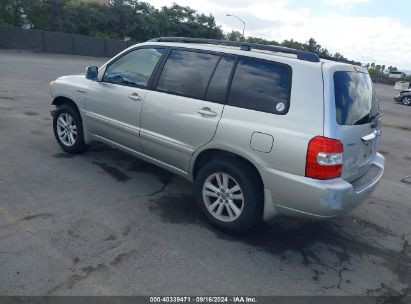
[260,152,385,220]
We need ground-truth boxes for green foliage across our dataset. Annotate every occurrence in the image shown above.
[62,2,115,38]
[388,66,398,72]
[0,0,225,40]
[22,0,51,30]
[155,3,224,39]
[368,67,381,78]
[226,30,245,42]
[0,0,26,27]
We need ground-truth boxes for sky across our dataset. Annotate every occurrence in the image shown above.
[147,0,411,71]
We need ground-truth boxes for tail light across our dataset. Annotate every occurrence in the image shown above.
[306,136,344,179]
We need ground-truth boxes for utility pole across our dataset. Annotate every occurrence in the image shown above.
[226,14,245,37]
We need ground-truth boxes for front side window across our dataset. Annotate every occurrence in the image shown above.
[334,71,379,125]
[156,50,220,99]
[103,48,166,87]
[228,58,292,115]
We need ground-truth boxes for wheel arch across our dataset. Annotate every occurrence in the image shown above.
[52,96,91,144]
[190,147,278,222]
[52,96,81,116]
[191,148,264,187]
[192,148,269,228]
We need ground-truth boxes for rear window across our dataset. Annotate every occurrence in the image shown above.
[334,71,379,125]
[227,58,291,115]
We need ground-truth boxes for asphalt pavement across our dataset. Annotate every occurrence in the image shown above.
[0,50,410,296]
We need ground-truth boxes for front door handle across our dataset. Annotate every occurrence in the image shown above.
[128,92,143,101]
[197,107,217,117]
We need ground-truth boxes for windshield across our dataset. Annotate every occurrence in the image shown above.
[334,71,379,125]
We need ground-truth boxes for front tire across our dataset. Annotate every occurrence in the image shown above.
[402,96,411,106]
[194,159,263,234]
[53,105,89,154]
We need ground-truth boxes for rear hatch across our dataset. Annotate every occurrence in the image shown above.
[323,65,381,182]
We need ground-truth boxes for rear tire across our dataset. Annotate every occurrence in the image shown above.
[402,96,411,106]
[194,158,263,234]
[53,104,89,154]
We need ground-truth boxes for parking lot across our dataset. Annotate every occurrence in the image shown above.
[0,50,410,296]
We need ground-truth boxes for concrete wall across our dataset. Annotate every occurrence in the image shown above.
[43,31,74,54]
[0,27,44,52]
[72,34,106,57]
[0,26,132,57]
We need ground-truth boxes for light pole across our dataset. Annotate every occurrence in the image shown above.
[226,14,245,37]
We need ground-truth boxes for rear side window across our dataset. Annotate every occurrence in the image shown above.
[205,56,236,103]
[334,71,379,125]
[228,58,291,114]
[156,50,220,99]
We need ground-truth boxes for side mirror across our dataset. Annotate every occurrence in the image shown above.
[85,66,98,80]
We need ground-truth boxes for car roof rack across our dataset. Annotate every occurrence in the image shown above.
[148,37,320,63]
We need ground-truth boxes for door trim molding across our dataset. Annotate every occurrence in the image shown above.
[91,134,189,178]
[140,129,194,155]
[85,110,140,137]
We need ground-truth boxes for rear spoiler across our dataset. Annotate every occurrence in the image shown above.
[354,66,368,73]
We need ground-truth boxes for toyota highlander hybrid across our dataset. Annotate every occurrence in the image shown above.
[49,37,385,233]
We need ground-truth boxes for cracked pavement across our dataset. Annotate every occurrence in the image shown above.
[0,50,410,296]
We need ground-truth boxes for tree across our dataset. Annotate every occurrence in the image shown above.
[44,0,71,32]
[281,39,304,50]
[191,13,224,39]
[388,66,398,73]
[368,68,380,78]
[226,30,244,41]
[61,2,115,38]
[333,52,348,62]
[22,0,52,30]
[0,0,26,27]
[305,38,321,54]
[246,36,279,45]
[106,0,139,39]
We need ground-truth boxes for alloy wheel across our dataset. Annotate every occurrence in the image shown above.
[402,97,411,106]
[56,113,77,146]
[202,172,244,222]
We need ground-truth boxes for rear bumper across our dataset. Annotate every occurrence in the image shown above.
[260,152,385,220]
[394,95,402,102]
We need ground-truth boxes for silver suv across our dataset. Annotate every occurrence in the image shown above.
[49,37,385,233]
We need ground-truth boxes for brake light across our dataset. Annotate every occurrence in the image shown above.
[306,136,344,179]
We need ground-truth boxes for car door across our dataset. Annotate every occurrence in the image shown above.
[85,47,167,151]
[140,50,236,172]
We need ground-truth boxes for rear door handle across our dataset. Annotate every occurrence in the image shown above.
[197,107,217,117]
[361,131,377,142]
[128,92,143,101]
